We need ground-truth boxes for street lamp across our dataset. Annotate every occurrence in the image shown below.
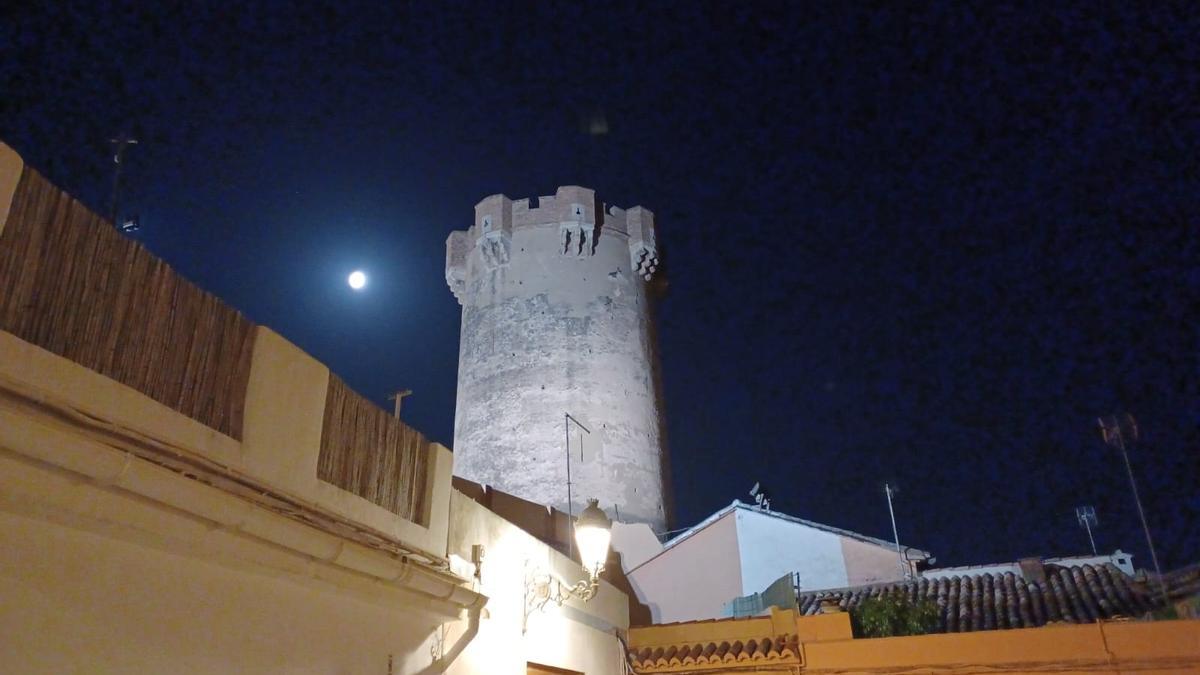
[524,498,612,630]
[574,499,613,582]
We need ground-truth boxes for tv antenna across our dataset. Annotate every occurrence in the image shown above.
[748,482,770,510]
[1075,505,1098,555]
[387,389,413,419]
[1097,413,1168,608]
[108,134,139,232]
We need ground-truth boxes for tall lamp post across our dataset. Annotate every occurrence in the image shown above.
[1097,414,1170,609]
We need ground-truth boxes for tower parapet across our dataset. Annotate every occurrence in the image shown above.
[626,206,659,279]
[445,230,470,304]
[446,186,660,303]
[445,186,668,530]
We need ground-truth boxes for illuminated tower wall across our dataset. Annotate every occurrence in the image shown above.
[445,186,666,530]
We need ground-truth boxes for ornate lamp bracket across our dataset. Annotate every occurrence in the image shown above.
[523,564,600,633]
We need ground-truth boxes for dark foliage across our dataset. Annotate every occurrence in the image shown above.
[852,594,941,638]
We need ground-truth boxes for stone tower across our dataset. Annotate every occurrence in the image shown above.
[445,186,667,530]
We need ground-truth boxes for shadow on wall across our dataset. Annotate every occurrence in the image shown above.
[416,607,481,675]
[452,476,652,625]
[645,264,674,531]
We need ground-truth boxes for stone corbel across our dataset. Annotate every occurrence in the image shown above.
[477,230,511,269]
[560,202,595,257]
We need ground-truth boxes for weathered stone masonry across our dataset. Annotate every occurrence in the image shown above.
[446,186,666,530]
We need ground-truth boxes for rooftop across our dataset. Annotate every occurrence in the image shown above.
[636,500,929,573]
[796,562,1173,633]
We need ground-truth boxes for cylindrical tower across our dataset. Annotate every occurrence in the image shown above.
[445,186,666,530]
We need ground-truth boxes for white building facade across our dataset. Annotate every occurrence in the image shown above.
[623,501,930,623]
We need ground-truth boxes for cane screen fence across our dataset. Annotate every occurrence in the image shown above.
[318,374,431,522]
[0,166,256,439]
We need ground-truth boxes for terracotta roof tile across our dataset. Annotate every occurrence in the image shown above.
[1163,563,1200,599]
[795,563,1157,633]
[627,565,1197,671]
[628,635,801,672]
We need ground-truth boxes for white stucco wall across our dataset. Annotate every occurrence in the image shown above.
[0,510,445,674]
[445,491,629,675]
[611,521,665,571]
[734,508,851,595]
[841,535,909,586]
[625,504,920,623]
[627,510,743,623]
[0,331,628,675]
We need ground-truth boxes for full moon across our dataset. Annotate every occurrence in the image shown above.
[347,270,367,290]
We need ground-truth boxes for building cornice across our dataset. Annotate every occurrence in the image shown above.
[0,359,486,616]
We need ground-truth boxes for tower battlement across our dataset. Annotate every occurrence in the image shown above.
[446,186,659,300]
[445,186,669,530]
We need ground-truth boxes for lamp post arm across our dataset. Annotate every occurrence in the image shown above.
[545,570,599,604]
[561,574,600,602]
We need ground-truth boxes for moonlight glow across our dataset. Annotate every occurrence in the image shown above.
[348,270,367,290]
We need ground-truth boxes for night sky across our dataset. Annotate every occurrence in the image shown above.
[3,2,1197,571]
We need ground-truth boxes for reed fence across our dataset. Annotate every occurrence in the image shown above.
[0,167,255,439]
[318,374,430,522]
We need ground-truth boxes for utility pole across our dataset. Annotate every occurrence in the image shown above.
[387,389,413,419]
[1097,414,1170,609]
[1075,505,1098,555]
[884,483,907,580]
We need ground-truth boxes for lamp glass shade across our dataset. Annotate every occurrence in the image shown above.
[574,499,612,575]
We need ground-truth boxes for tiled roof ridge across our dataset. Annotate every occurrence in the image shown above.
[923,549,1132,575]
[794,562,1161,633]
[629,634,801,672]
[632,613,773,629]
[1043,548,1131,565]
[1162,562,1200,599]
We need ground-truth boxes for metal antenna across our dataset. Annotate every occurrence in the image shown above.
[387,389,413,419]
[1097,413,1169,609]
[564,412,591,561]
[1075,505,1099,555]
[884,483,907,580]
[108,134,138,229]
[749,482,770,510]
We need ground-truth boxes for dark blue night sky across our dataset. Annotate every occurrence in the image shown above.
[2,2,1197,570]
